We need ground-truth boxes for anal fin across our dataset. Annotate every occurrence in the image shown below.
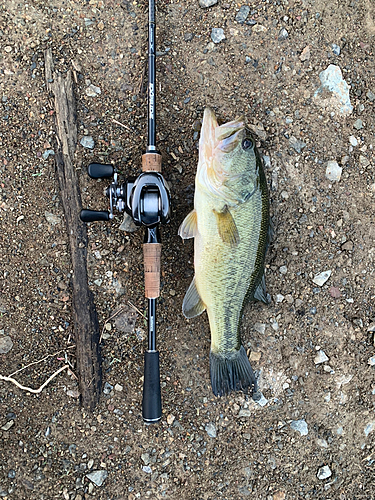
[182,276,206,318]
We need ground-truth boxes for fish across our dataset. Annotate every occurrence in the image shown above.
[178,107,271,397]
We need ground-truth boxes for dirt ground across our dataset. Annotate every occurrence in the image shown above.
[0,0,375,498]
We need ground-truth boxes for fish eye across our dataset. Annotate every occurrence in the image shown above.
[242,138,254,150]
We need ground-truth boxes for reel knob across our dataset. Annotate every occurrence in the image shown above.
[80,209,110,222]
[88,163,114,179]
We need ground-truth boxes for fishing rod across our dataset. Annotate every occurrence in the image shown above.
[80,0,171,423]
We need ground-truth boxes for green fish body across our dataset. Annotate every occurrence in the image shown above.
[179,108,270,396]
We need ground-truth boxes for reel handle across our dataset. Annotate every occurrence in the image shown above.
[88,163,114,179]
[80,209,110,222]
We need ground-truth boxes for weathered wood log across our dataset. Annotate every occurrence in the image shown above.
[44,49,102,410]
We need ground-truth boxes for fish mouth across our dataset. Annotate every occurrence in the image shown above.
[200,108,245,156]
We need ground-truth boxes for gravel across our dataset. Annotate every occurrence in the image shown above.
[317,465,332,480]
[86,470,108,487]
[325,160,342,182]
[290,419,308,436]
[312,270,332,286]
[211,28,225,44]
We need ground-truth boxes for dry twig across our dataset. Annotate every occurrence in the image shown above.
[9,346,75,377]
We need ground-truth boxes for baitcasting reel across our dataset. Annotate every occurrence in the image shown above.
[80,162,170,229]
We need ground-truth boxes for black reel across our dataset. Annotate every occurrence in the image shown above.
[80,163,170,228]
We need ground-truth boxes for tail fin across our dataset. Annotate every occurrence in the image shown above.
[210,346,257,397]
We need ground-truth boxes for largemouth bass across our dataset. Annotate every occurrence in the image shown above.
[179,107,271,397]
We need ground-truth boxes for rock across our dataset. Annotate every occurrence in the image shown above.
[253,323,266,334]
[368,356,375,367]
[205,422,217,438]
[279,266,287,274]
[253,392,268,406]
[317,465,332,480]
[314,64,353,115]
[273,492,286,500]
[42,149,55,159]
[85,84,101,97]
[103,382,113,395]
[341,240,353,251]
[66,389,80,398]
[167,414,175,425]
[252,24,267,32]
[211,28,225,44]
[366,90,375,101]
[142,465,152,474]
[238,486,251,496]
[312,270,331,286]
[0,336,13,354]
[88,459,94,469]
[300,45,311,61]
[119,212,138,232]
[331,43,341,55]
[45,212,61,225]
[1,420,14,431]
[364,422,375,437]
[290,419,308,436]
[349,135,358,146]
[80,136,95,149]
[184,32,194,42]
[114,383,123,391]
[316,438,328,448]
[278,28,289,41]
[199,0,218,7]
[86,470,108,486]
[359,155,370,168]
[289,136,306,153]
[238,408,251,417]
[236,6,250,24]
[353,118,363,130]
[314,350,329,364]
[141,453,150,465]
[325,160,342,182]
[275,294,284,303]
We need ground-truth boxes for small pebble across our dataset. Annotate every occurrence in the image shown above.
[329,286,341,298]
[279,266,287,274]
[331,43,341,55]
[314,350,329,364]
[211,28,225,44]
[253,323,266,334]
[235,5,250,24]
[278,28,289,41]
[85,84,101,97]
[366,90,375,101]
[289,136,306,153]
[364,422,375,437]
[88,459,94,469]
[142,466,152,474]
[317,465,332,480]
[290,419,308,436]
[368,356,375,367]
[1,420,14,431]
[45,212,61,225]
[325,160,342,182]
[103,382,113,395]
[86,470,108,487]
[80,136,95,149]
[349,135,358,146]
[199,0,218,7]
[167,414,175,425]
[353,118,363,130]
[254,392,268,406]
[114,383,123,391]
[300,45,311,61]
[205,422,217,438]
[316,438,328,448]
[312,270,332,286]
[275,294,284,303]
[0,336,13,354]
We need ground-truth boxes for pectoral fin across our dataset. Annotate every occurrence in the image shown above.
[213,205,240,247]
[178,210,198,239]
[254,274,270,304]
[182,276,206,318]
